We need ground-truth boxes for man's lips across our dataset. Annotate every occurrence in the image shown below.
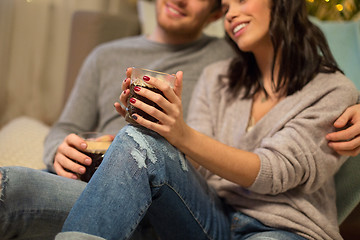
[166,3,185,17]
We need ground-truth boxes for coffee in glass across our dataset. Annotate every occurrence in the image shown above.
[78,132,112,182]
[125,67,176,125]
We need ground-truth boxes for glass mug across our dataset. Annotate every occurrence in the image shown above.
[77,132,113,182]
[125,67,176,125]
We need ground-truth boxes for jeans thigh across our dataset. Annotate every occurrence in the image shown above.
[146,161,231,240]
[126,126,232,240]
[60,126,232,240]
[0,166,86,240]
[230,212,308,240]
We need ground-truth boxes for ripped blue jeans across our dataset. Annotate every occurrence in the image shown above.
[0,166,157,240]
[57,125,230,240]
[56,125,307,240]
[0,166,86,240]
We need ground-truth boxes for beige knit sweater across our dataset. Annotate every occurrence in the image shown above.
[187,59,358,240]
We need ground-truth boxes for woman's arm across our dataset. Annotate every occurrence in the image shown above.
[177,126,260,187]
[123,66,357,195]
[124,70,261,187]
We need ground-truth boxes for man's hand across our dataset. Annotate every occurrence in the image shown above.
[54,133,91,179]
[327,104,360,156]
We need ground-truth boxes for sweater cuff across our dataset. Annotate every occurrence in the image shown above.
[247,150,274,194]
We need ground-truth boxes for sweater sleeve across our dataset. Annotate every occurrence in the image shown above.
[187,59,231,135]
[186,69,214,137]
[43,48,102,172]
[249,73,358,195]
[186,60,232,177]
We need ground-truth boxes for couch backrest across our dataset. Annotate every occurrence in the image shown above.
[311,18,360,88]
[311,18,360,224]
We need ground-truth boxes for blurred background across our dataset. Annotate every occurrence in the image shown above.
[307,0,360,20]
[0,0,359,129]
[0,0,138,128]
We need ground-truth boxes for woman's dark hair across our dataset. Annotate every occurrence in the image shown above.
[225,0,342,99]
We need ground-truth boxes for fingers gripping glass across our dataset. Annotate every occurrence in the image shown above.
[125,67,176,125]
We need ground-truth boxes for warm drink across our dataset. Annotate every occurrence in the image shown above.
[76,132,112,182]
[125,68,176,125]
[126,83,165,124]
[79,149,106,182]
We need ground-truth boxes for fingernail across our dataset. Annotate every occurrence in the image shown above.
[123,90,127,94]
[84,158,91,165]
[132,115,138,120]
[79,167,86,174]
[124,78,127,82]
[130,98,136,104]
[143,76,150,81]
[80,143,87,149]
[134,86,141,92]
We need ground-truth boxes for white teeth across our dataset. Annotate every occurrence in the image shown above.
[233,23,248,34]
[168,6,180,15]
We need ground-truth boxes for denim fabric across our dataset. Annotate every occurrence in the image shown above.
[0,166,86,240]
[57,125,307,240]
[0,167,156,240]
[230,212,308,240]
[56,231,106,240]
[58,125,230,240]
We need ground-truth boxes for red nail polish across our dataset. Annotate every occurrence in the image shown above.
[134,86,141,92]
[143,76,150,81]
[130,98,136,104]
[123,90,127,94]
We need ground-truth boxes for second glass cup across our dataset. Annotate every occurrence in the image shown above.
[125,67,176,125]
[78,132,113,182]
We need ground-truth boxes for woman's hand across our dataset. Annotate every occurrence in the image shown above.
[114,68,132,118]
[326,104,360,156]
[127,71,190,145]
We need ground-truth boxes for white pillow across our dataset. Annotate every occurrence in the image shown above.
[0,116,49,169]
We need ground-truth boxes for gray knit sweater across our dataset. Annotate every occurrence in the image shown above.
[43,35,235,172]
[187,59,358,240]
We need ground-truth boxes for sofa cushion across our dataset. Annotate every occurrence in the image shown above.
[0,117,49,169]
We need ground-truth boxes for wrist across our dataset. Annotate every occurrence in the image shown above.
[175,126,201,159]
